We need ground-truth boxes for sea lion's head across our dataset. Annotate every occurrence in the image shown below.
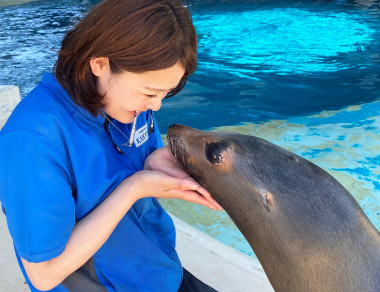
[167,124,351,238]
[168,124,304,212]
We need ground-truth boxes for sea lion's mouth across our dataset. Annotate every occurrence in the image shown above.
[167,124,206,185]
[167,125,189,172]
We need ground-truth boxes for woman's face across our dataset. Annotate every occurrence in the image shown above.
[93,60,185,123]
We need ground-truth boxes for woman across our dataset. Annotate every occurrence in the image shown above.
[0,0,222,291]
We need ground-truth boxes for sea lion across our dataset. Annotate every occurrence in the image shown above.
[167,124,380,292]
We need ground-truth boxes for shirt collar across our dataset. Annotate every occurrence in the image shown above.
[40,72,106,127]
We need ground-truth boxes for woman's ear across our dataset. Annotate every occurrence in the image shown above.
[90,57,110,77]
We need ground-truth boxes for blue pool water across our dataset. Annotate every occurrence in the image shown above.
[1,0,379,257]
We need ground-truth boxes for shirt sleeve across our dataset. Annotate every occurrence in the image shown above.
[0,130,75,263]
[148,110,164,154]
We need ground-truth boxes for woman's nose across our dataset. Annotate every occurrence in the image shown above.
[146,97,162,112]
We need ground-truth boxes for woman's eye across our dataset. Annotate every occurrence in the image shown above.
[145,94,157,98]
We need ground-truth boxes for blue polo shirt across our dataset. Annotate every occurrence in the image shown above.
[0,73,182,292]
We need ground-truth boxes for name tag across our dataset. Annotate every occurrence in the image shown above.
[134,123,149,147]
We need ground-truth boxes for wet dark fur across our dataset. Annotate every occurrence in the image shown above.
[167,124,380,292]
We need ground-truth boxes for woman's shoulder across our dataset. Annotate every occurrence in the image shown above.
[1,73,81,137]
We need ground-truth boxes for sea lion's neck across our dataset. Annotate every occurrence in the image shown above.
[225,197,380,292]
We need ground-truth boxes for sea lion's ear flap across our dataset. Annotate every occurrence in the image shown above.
[260,190,271,212]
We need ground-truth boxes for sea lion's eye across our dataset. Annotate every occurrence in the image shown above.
[206,141,230,164]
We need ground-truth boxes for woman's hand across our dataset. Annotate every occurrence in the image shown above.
[144,145,191,177]
[130,170,222,210]
[142,146,222,210]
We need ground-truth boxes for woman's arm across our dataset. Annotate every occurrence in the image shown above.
[21,170,210,291]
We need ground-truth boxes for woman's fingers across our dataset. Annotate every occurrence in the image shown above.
[165,189,219,211]
[176,179,223,210]
[145,146,189,178]
[137,170,222,211]
[179,179,223,210]
[195,186,223,210]
[158,175,222,210]
[160,173,223,209]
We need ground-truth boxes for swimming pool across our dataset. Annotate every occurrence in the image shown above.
[0,0,379,257]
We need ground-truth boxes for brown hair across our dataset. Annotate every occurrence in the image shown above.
[54,0,197,116]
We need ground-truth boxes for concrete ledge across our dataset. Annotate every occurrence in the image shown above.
[0,0,41,8]
[0,85,20,128]
[0,86,28,291]
[0,213,29,291]
[0,118,8,129]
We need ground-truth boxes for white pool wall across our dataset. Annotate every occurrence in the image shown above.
[0,0,41,8]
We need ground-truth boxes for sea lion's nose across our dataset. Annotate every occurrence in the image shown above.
[168,124,197,139]
[168,124,204,135]
[168,123,188,131]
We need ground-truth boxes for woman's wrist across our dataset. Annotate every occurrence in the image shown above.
[120,171,146,202]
